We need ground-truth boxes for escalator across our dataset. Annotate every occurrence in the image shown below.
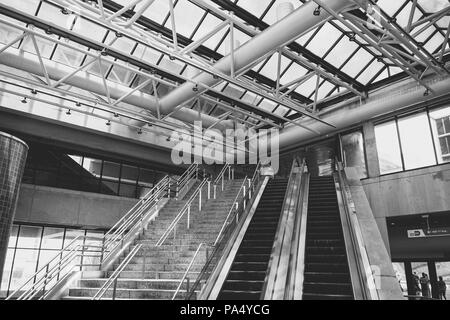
[302,176,354,300]
[217,178,289,300]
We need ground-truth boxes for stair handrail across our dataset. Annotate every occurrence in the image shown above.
[6,165,199,300]
[175,163,199,199]
[6,235,103,300]
[212,176,248,247]
[335,158,380,300]
[101,177,172,261]
[213,163,234,196]
[186,161,262,299]
[155,178,210,246]
[91,244,143,300]
[171,243,207,300]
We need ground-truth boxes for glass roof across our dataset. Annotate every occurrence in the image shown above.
[0,0,448,129]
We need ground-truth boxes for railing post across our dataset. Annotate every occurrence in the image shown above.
[112,278,118,300]
[221,173,224,191]
[207,181,211,200]
[176,183,179,200]
[187,206,191,230]
[213,184,217,199]
[186,277,190,294]
[168,182,171,199]
[199,186,202,212]
[42,264,49,296]
[142,251,146,279]
[228,165,231,180]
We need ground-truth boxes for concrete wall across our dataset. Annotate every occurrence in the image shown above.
[361,163,450,252]
[15,184,137,229]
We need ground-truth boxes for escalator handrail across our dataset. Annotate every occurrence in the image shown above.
[185,161,262,300]
[261,156,306,299]
[335,159,380,300]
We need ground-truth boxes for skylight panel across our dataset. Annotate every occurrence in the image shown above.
[258,53,291,80]
[324,38,359,68]
[376,0,404,16]
[193,14,228,51]
[280,62,308,84]
[166,0,205,38]
[143,0,170,25]
[395,2,422,29]
[236,0,273,18]
[306,23,341,58]
[341,49,373,78]
[356,59,383,85]
[418,0,450,13]
[424,33,445,53]
[1,0,39,15]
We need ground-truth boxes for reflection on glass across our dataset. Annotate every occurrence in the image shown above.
[392,262,407,293]
[9,249,39,291]
[398,113,436,170]
[0,250,14,297]
[412,262,431,298]
[341,131,367,179]
[429,106,450,164]
[41,227,64,250]
[375,121,403,174]
[16,226,42,249]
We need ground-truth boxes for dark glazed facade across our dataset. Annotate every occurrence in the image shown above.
[0,132,28,285]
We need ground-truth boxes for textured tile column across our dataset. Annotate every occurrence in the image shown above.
[0,132,28,285]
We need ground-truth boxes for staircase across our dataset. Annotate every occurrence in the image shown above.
[302,176,354,300]
[218,178,289,300]
[63,179,244,300]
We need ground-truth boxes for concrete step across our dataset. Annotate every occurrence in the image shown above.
[117,262,204,272]
[110,270,200,280]
[67,287,190,300]
[78,278,189,291]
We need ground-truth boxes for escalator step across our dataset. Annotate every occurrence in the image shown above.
[218,291,261,300]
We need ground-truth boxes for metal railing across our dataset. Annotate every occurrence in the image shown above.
[6,164,199,300]
[186,161,262,299]
[171,243,209,300]
[175,163,199,199]
[335,159,380,300]
[6,235,103,300]
[91,244,143,300]
[155,177,210,246]
[213,163,234,198]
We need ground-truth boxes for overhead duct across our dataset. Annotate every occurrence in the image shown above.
[157,0,355,115]
[277,75,450,151]
[0,49,234,131]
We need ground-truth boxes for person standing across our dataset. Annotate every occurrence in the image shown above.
[420,273,431,298]
[438,276,447,300]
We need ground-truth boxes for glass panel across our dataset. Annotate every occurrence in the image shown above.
[16,226,43,249]
[398,112,436,170]
[0,249,15,297]
[392,262,407,294]
[41,227,64,250]
[9,249,39,291]
[341,131,367,179]
[429,106,450,164]
[63,229,84,247]
[411,262,431,298]
[436,261,450,300]
[8,225,19,248]
[375,121,403,174]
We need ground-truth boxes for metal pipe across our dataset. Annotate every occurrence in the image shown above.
[0,49,234,131]
[278,75,450,150]
[158,0,354,115]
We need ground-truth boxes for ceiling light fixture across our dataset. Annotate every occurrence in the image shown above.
[313,6,321,16]
[21,97,27,104]
[66,109,71,115]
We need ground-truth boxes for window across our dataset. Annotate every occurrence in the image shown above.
[340,130,367,179]
[374,106,450,175]
[429,106,450,164]
[397,113,436,170]
[0,224,106,298]
[375,121,403,174]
